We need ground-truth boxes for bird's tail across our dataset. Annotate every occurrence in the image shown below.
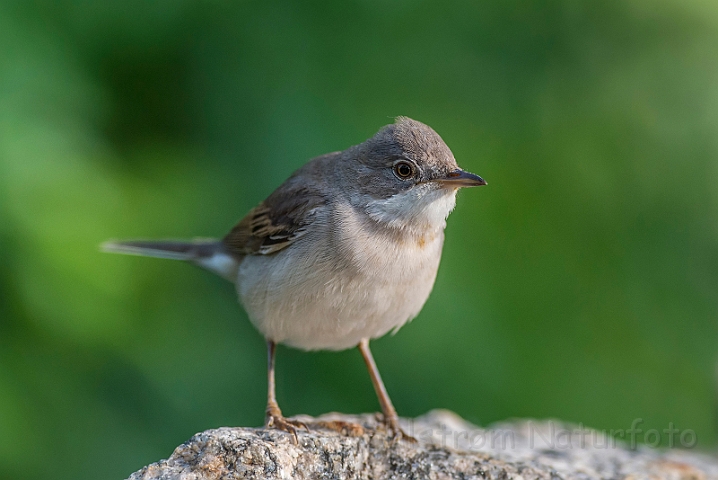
[101,239,239,281]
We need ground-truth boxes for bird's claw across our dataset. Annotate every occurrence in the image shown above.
[265,405,308,444]
[378,413,417,443]
[308,419,365,437]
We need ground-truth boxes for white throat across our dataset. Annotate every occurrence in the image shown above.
[365,184,457,233]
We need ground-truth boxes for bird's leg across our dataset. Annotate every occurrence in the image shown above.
[264,339,307,443]
[358,339,416,442]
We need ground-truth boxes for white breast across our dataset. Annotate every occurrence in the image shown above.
[235,188,457,351]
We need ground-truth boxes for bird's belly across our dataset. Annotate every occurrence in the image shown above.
[235,231,444,351]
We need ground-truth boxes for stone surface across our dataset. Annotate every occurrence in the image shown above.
[127,410,718,479]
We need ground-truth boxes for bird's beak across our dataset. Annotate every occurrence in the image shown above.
[437,169,487,188]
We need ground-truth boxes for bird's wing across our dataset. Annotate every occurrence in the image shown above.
[222,185,326,256]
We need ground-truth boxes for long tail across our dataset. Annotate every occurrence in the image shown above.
[101,239,239,282]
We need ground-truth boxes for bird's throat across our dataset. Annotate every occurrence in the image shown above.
[364,185,457,234]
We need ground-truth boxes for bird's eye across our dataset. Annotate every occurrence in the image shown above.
[393,161,415,179]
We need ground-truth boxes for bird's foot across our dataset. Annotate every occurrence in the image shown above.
[375,413,417,443]
[265,405,308,444]
[307,419,365,437]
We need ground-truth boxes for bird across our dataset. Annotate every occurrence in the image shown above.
[103,116,486,442]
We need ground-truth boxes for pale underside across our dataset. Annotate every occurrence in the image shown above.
[231,186,457,351]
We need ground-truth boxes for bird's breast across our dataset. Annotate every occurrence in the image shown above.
[235,203,446,351]
[332,202,444,280]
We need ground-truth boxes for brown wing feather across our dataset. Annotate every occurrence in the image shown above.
[222,185,326,256]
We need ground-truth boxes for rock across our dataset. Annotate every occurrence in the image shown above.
[127,410,718,479]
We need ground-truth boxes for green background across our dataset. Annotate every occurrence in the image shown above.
[2,1,718,478]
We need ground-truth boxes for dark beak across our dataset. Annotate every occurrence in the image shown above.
[438,169,487,187]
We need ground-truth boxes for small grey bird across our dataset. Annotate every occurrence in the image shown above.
[103,117,486,441]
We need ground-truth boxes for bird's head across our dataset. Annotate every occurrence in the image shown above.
[342,117,486,232]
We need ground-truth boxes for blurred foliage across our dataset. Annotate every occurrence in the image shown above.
[2,0,718,478]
